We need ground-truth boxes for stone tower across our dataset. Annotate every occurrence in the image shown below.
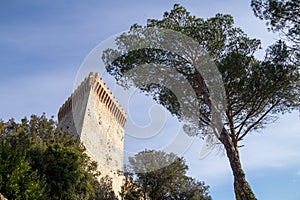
[58,72,127,194]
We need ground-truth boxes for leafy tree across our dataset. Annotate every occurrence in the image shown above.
[0,139,47,200]
[178,177,212,200]
[121,172,142,200]
[93,176,117,200]
[251,0,299,64]
[0,114,116,200]
[36,143,94,199]
[103,4,300,200]
[122,150,211,200]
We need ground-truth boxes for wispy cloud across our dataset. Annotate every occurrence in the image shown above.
[240,113,300,170]
[0,67,75,120]
[0,1,299,200]
[183,112,300,185]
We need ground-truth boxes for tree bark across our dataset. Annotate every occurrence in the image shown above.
[219,128,257,200]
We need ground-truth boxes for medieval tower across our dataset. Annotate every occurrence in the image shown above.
[58,72,127,194]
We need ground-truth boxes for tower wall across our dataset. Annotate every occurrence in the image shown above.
[58,72,127,196]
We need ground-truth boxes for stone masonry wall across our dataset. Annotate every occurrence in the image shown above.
[58,72,127,196]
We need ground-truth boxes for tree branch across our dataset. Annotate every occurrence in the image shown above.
[238,99,280,141]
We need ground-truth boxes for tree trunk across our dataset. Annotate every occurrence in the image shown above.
[219,128,257,200]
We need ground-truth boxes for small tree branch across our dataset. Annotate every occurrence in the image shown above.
[238,99,280,141]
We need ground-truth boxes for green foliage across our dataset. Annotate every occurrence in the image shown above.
[103,4,299,139]
[251,0,299,64]
[121,172,141,200]
[0,140,47,200]
[93,176,117,200]
[35,144,93,199]
[0,114,116,200]
[121,150,211,200]
[102,4,299,200]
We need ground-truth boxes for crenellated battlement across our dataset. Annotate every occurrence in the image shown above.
[58,72,127,128]
[58,76,89,122]
[90,72,127,127]
[58,72,127,195]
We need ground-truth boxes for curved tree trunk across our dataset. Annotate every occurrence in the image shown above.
[219,128,257,200]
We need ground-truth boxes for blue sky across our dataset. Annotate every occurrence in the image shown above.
[0,1,299,199]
